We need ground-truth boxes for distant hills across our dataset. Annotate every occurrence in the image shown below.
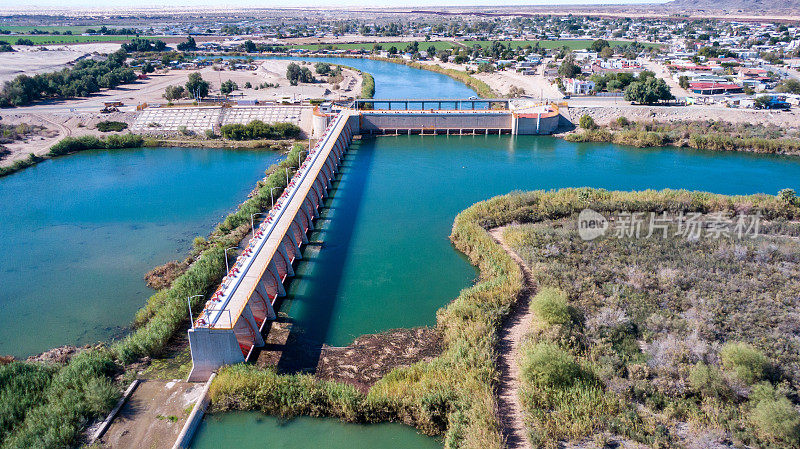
[664,0,800,12]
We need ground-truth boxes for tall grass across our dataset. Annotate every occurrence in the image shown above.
[0,363,57,445]
[564,119,800,155]
[208,188,800,448]
[1,350,119,449]
[0,144,306,446]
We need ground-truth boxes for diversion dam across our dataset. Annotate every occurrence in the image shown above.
[186,99,561,380]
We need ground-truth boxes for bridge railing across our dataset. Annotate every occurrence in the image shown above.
[193,112,348,329]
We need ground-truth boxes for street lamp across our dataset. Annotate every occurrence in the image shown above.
[224,246,237,272]
[270,186,280,208]
[187,294,203,329]
[251,212,268,236]
[285,167,290,184]
[298,150,307,168]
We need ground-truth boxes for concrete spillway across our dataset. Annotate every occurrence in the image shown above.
[187,110,357,381]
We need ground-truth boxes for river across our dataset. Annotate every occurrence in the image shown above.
[191,56,800,447]
[0,147,278,357]
[0,55,796,447]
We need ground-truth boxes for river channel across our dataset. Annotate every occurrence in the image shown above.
[191,56,800,447]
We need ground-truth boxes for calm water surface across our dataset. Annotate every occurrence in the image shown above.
[0,147,278,356]
[193,134,800,449]
[191,413,441,449]
[183,57,800,446]
[214,55,478,100]
[281,135,800,347]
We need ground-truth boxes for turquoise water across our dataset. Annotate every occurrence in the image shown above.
[183,57,800,446]
[192,134,800,448]
[0,148,279,357]
[191,413,441,449]
[213,55,478,100]
[280,134,800,349]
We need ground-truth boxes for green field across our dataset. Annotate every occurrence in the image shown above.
[0,25,99,34]
[2,34,137,45]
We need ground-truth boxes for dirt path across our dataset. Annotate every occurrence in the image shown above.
[98,379,203,449]
[489,226,535,449]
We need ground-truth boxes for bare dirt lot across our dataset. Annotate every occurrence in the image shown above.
[564,103,800,130]
[0,43,123,84]
[0,59,358,167]
[0,111,135,165]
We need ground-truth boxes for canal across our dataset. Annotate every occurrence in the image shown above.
[193,57,800,447]
[1,55,799,447]
[0,147,278,357]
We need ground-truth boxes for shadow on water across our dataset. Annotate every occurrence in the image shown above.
[260,139,376,373]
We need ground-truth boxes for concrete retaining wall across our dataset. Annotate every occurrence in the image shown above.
[360,112,511,132]
[172,373,216,449]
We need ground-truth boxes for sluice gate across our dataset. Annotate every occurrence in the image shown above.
[187,110,357,381]
[187,99,563,381]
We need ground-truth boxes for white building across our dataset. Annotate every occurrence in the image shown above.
[564,78,596,95]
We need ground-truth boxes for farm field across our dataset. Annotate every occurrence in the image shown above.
[0,25,101,34]
[3,34,136,44]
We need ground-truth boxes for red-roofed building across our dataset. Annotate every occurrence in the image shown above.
[688,82,744,95]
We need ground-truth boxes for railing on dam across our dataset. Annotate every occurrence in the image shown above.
[350,98,509,110]
[187,110,356,381]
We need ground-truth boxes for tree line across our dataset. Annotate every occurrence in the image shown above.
[220,120,301,140]
[0,50,136,107]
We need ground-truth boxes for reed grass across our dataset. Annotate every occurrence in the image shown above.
[209,188,799,448]
[564,119,800,155]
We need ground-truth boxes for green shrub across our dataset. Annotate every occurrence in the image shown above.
[96,120,128,132]
[48,134,143,157]
[361,73,375,99]
[579,114,597,130]
[720,342,771,385]
[520,341,583,388]
[688,362,730,399]
[616,116,630,127]
[530,287,573,327]
[220,120,301,140]
[749,394,800,446]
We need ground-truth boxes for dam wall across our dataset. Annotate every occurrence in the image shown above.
[187,110,357,381]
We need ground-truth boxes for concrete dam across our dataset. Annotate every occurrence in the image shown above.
[316,98,562,136]
[186,99,563,380]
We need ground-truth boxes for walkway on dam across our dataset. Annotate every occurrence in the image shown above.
[186,98,563,381]
[187,110,355,381]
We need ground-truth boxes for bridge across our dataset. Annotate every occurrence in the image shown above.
[186,99,565,381]
[187,110,358,381]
